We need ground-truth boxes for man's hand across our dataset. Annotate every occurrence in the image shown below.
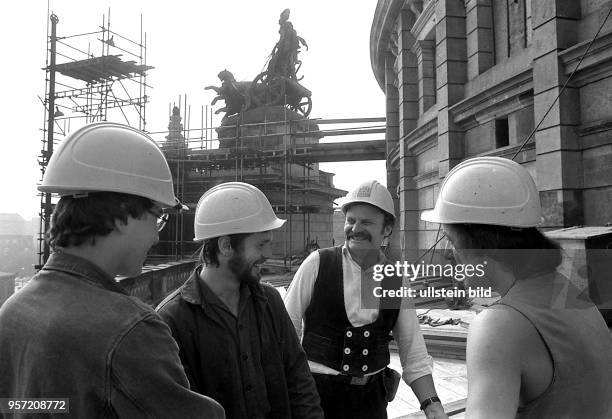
[424,401,448,419]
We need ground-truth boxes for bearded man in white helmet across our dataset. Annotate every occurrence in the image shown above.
[422,157,612,418]
[0,123,224,418]
[156,182,323,419]
[284,180,447,419]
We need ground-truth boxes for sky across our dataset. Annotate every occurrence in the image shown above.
[0,1,387,220]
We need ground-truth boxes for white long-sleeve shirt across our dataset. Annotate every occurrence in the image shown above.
[283,246,433,386]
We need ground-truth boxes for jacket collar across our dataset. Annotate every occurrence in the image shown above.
[180,265,268,307]
[43,251,127,295]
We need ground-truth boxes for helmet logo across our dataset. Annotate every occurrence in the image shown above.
[356,185,372,198]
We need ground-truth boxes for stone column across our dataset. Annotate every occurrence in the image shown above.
[430,0,467,255]
[532,0,583,227]
[414,40,437,113]
[396,9,420,263]
[385,52,400,192]
[385,51,401,262]
[465,0,494,79]
[435,0,467,178]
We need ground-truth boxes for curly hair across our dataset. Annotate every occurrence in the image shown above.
[199,233,249,267]
[47,192,153,249]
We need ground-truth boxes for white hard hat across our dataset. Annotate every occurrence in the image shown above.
[341,180,395,220]
[194,182,286,241]
[421,157,541,227]
[39,122,185,210]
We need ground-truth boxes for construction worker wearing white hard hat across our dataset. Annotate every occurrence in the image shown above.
[156,182,324,419]
[37,121,188,277]
[423,156,612,418]
[0,122,224,418]
[284,180,447,419]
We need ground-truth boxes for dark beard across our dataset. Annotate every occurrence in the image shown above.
[228,253,261,285]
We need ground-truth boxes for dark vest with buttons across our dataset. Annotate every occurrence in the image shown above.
[302,246,400,377]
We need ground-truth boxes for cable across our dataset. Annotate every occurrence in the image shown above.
[418,6,612,264]
[511,6,612,160]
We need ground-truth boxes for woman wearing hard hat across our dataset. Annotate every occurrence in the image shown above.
[422,157,612,419]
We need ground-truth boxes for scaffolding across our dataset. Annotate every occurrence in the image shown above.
[37,10,151,269]
[35,11,386,271]
[147,99,386,267]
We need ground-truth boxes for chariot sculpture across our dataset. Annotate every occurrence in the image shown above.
[205,9,312,119]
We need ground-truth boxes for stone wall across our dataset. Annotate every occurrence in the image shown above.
[371,0,612,258]
[119,260,197,306]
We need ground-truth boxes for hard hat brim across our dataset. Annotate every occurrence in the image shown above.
[341,199,395,219]
[421,208,541,228]
[40,185,188,212]
[171,199,189,212]
[151,198,189,212]
[420,209,438,223]
[194,217,286,242]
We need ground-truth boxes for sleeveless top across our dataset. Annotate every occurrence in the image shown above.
[495,271,612,418]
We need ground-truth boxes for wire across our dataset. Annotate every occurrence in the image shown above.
[511,6,612,161]
[419,6,612,264]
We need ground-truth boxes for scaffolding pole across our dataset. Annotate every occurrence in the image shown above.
[153,98,382,265]
[37,10,151,270]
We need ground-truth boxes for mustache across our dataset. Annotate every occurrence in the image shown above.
[346,231,372,241]
[252,257,267,266]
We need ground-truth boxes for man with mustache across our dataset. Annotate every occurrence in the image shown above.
[157,182,323,419]
[284,180,446,418]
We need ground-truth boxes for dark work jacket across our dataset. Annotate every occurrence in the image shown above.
[156,267,323,419]
[0,252,224,419]
[302,246,400,377]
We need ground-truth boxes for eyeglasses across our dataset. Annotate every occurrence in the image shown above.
[147,208,170,232]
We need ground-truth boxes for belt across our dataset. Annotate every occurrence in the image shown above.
[313,371,380,386]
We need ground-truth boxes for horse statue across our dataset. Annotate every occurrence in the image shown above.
[204,70,252,118]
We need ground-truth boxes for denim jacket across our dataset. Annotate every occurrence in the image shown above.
[0,252,224,418]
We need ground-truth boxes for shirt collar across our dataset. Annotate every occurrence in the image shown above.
[43,251,127,295]
[341,244,386,270]
[179,267,202,305]
[180,264,268,307]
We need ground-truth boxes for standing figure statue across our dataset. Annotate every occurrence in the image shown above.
[267,9,308,80]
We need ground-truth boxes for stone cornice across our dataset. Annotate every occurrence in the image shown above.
[576,118,612,137]
[559,31,612,87]
[388,141,401,167]
[450,69,533,129]
[411,0,437,41]
[388,117,438,167]
[414,168,439,184]
[475,142,536,163]
[411,39,436,56]
[371,0,405,92]
[405,116,438,154]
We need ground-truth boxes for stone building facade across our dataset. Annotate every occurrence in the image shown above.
[371,0,612,261]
